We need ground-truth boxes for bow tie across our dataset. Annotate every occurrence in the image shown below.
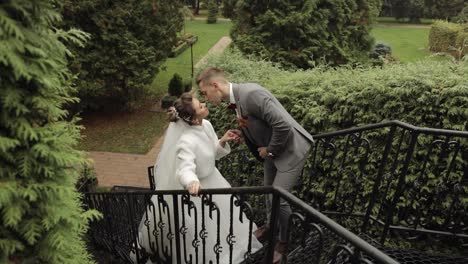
[227,103,237,110]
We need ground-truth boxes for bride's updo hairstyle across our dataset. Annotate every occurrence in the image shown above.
[168,92,196,125]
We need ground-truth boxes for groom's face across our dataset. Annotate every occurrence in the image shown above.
[199,80,222,105]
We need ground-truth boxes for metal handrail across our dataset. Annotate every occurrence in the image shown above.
[85,186,400,263]
[313,120,468,138]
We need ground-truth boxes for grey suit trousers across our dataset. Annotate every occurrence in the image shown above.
[264,151,309,242]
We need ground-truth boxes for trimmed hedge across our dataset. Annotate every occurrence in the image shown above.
[429,20,467,58]
[200,49,468,136]
[206,50,468,256]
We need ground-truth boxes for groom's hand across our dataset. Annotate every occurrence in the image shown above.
[237,116,249,128]
[258,147,268,159]
[229,129,244,143]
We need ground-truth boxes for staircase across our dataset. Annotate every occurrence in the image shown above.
[83,121,468,264]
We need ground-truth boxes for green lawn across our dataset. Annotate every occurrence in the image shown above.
[371,24,440,62]
[150,20,233,98]
[79,106,167,154]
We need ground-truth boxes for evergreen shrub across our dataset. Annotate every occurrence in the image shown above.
[0,1,100,262]
[231,0,383,69]
[454,4,468,23]
[207,0,218,24]
[184,80,193,92]
[371,42,393,59]
[62,0,184,111]
[201,49,467,136]
[168,73,184,97]
[429,20,467,58]
[161,95,177,109]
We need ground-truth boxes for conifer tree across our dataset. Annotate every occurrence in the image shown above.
[207,0,219,24]
[231,0,383,69]
[0,1,99,262]
[62,0,185,111]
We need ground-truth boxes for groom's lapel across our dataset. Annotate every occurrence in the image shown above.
[232,83,243,116]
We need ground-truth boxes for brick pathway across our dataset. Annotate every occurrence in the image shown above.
[88,36,232,188]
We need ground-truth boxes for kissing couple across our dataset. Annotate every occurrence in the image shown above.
[134,67,313,264]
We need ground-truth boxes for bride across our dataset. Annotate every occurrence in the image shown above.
[133,93,262,264]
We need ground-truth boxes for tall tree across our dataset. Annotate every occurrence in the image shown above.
[231,0,383,69]
[425,0,464,21]
[207,0,218,23]
[222,0,238,18]
[0,0,98,262]
[62,0,184,111]
[393,0,424,23]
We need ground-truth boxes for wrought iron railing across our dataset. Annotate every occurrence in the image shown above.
[216,120,468,262]
[85,120,468,263]
[85,187,399,264]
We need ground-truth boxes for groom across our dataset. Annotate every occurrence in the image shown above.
[196,67,313,263]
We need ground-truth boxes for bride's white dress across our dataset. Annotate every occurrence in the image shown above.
[133,120,262,264]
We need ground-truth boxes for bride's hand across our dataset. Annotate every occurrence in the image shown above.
[220,129,241,146]
[187,181,201,196]
[228,129,243,143]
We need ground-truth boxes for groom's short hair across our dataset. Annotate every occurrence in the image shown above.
[196,67,227,86]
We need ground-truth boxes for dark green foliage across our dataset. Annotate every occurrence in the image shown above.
[370,42,394,66]
[222,0,238,18]
[76,165,98,193]
[161,95,178,109]
[62,0,184,111]
[425,0,464,21]
[203,49,467,136]
[383,0,465,22]
[207,0,218,24]
[231,0,383,69]
[454,4,468,23]
[371,42,392,59]
[184,80,193,92]
[394,0,425,23]
[0,0,100,262]
[168,73,184,96]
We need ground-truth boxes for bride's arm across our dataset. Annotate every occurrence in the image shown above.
[176,137,200,190]
[204,120,231,159]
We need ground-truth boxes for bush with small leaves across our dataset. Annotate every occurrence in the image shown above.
[168,73,184,97]
[0,1,100,262]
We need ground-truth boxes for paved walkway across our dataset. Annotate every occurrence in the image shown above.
[88,36,232,188]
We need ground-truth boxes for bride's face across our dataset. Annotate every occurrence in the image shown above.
[192,98,209,120]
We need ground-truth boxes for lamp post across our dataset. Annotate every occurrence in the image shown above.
[190,41,194,85]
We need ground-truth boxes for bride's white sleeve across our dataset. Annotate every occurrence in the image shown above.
[216,140,231,160]
[176,137,199,188]
[204,120,230,160]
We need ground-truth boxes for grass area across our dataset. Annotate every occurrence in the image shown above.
[371,24,441,62]
[79,104,167,154]
[150,19,233,98]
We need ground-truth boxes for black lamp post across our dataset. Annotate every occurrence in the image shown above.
[190,42,194,85]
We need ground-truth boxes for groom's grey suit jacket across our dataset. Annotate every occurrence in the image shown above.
[232,83,313,172]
